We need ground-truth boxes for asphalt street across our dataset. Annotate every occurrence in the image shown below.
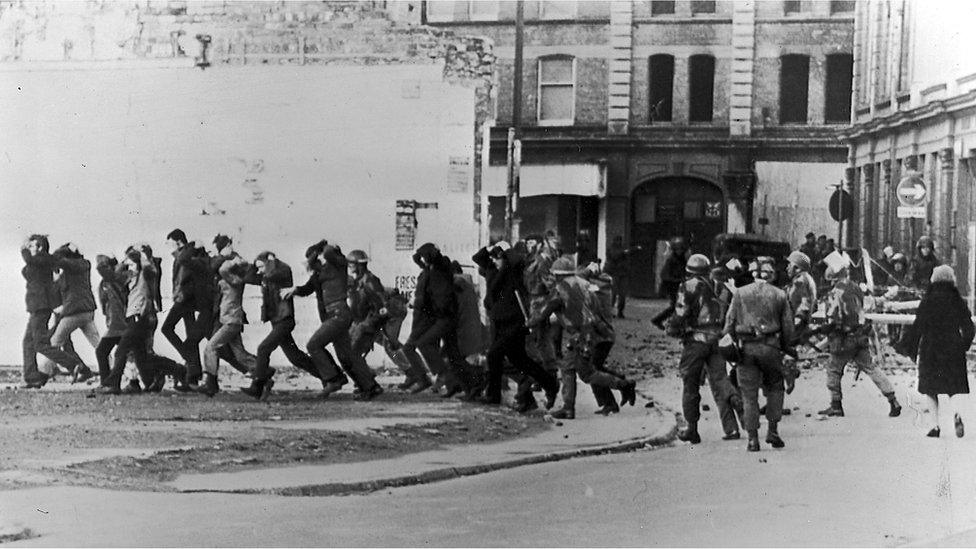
[3,362,976,547]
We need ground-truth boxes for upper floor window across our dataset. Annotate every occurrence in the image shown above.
[689,54,715,122]
[784,0,801,14]
[538,56,576,125]
[539,0,577,19]
[649,54,675,122]
[830,0,856,13]
[425,1,455,22]
[825,53,854,123]
[468,0,499,20]
[780,54,810,123]
[650,0,676,15]
[691,1,717,14]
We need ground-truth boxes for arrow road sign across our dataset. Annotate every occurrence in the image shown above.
[898,184,926,201]
[895,172,927,208]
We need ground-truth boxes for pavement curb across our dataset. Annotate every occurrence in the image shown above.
[178,413,678,497]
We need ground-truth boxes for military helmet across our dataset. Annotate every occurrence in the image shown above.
[685,254,711,275]
[346,249,369,264]
[551,256,577,275]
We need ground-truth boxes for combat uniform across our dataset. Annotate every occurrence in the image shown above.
[672,274,742,439]
[820,278,900,417]
[724,278,793,448]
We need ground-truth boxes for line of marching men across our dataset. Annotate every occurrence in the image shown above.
[658,238,904,452]
[19,230,638,418]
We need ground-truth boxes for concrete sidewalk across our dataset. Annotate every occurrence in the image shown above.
[164,383,676,496]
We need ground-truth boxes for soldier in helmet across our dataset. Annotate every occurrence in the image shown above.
[285,240,382,399]
[723,257,793,451]
[783,250,817,394]
[652,236,688,330]
[817,261,902,418]
[528,256,637,419]
[346,248,417,398]
[668,254,742,443]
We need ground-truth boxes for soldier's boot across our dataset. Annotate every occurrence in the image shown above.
[765,421,785,448]
[746,429,760,452]
[818,401,845,417]
[677,423,702,444]
[886,393,902,417]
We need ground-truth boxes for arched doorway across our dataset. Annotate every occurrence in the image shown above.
[630,177,726,297]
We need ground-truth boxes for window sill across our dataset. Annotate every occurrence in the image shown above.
[536,120,578,127]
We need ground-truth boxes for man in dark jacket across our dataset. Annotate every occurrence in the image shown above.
[48,243,98,383]
[93,255,127,387]
[288,240,380,399]
[240,251,319,400]
[909,235,941,293]
[161,229,210,385]
[652,237,688,330]
[21,234,85,388]
[604,236,640,319]
[473,241,559,409]
[401,243,477,396]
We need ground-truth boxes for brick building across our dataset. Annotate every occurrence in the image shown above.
[421,0,856,295]
[843,0,976,302]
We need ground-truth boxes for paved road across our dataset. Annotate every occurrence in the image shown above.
[4,366,976,546]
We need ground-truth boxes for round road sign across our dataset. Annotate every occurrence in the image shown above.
[829,189,853,222]
[896,171,927,207]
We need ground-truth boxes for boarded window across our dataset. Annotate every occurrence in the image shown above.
[784,0,801,14]
[779,54,809,124]
[650,1,675,15]
[649,54,674,122]
[689,55,715,123]
[691,1,716,14]
[825,54,854,123]
[538,56,575,124]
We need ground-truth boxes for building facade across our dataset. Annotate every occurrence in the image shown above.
[843,0,976,302]
[421,0,855,295]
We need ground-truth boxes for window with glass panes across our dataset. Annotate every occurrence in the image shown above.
[538,56,575,125]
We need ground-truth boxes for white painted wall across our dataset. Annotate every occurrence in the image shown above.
[0,63,480,366]
[754,161,846,247]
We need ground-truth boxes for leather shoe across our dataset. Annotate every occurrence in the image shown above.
[594,404,620,416]
[354,384,384,401]
[549,408,575,420]
[722,431,741,440]
[72,365,95,384]
[747,438,760,452]
[677,428,701,444]
[320,377,347,398]
[927,427,941,438]
[766,432,785,448]
[240,378,266,400]
[620,380,637,407]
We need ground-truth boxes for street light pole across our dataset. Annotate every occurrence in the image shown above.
[505,0,524,243]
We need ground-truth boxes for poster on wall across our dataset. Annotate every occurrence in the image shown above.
[395,200,417,251]
[447,156,470,193]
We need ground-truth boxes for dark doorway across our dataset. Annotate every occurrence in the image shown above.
[630,177,725,297]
